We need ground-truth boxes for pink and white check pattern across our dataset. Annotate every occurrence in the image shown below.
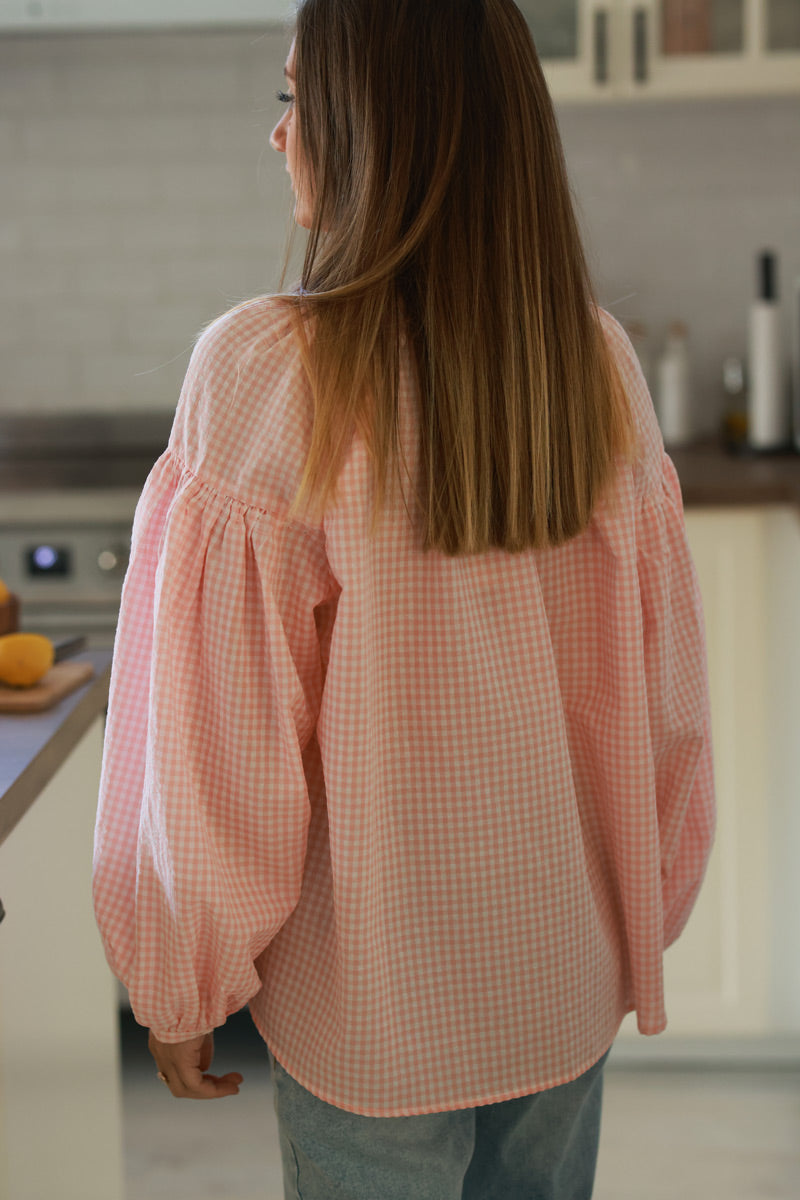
[93,298,715,1116]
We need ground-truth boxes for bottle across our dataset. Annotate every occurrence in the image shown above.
[656,321,692,446]
[747,250,787,451]
[721,355,747,450]
[793,274,800,452]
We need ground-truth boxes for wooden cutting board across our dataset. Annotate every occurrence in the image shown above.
[0,661,95,713]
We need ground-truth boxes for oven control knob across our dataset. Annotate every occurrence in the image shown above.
[97,545,129,575]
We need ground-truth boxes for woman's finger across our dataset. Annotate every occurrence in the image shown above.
[166,1069,244,1100]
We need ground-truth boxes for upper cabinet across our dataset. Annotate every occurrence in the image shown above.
[0,1,292,32]
[2,1,796,100]
[519,0,800,101]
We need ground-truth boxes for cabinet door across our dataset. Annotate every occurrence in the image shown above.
[518,1,622,102]
[622,0,800,98]
[765,0,800,51]
[617,509,772,1044]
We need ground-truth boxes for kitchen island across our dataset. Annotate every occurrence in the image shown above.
[0,649,125,1200]
[0,648,112,844]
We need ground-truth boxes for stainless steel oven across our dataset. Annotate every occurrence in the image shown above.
[0,414,173,648]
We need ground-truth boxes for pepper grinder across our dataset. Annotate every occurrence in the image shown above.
[747,250,787,451]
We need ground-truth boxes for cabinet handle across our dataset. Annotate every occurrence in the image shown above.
[594,8,609,84]
[633,7,648,82]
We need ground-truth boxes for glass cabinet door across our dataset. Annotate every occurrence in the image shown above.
[766,0,800,51]
[517,1,619,101]
[519,0,581,59]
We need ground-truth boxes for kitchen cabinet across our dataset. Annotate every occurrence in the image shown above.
[0,0,291,32]
[617,506,800,1057]
[0,655,123,1200]
[520,0,800,101]
[4,0,795,98]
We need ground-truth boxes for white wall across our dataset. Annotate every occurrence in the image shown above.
[1,30,799,426]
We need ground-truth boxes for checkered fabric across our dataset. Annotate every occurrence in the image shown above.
[93,298,715,1116]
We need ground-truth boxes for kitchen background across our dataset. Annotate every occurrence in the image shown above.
[1,7,800,1200]
[1,25,799,432]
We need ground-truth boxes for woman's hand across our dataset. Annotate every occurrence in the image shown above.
[148,1030,244,1099]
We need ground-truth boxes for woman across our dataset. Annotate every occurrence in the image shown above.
[93,2,715,1197]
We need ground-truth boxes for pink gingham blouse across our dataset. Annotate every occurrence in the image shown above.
[93,297,715,1116]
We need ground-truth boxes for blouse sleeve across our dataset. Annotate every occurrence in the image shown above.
[637,450,716,950]
[92,451,337,1042]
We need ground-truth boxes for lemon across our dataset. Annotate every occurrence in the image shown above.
[0,633,55,688]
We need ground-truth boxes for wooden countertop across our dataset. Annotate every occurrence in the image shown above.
[670,439,800,510]
[0,649,112,846]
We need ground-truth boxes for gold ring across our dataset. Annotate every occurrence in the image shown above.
[157,1071,168,1083]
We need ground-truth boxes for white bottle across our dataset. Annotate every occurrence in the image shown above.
[748,250,787,451]
[656,321,692,446]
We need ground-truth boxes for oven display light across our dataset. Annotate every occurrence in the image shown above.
[34,546,57,570]
[27,544,71,577]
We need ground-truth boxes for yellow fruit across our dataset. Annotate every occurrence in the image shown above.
[0,579,10,604]
[0,633,55,688]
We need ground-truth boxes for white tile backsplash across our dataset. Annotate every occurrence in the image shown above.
[2,350,78,412]
[1,30,798,429]
[557,96,800,432]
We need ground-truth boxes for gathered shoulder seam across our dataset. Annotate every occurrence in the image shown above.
[162,447,327,551]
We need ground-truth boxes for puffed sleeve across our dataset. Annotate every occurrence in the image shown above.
[598,307,716,961]
[92,451,337,1041]
[637,450,716,951]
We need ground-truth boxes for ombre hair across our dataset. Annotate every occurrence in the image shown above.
[285,0,635,554]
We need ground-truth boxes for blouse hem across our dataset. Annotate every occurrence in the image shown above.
[251,1007,627,1118]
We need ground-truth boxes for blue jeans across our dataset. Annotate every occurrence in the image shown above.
[270,1048,609,1200]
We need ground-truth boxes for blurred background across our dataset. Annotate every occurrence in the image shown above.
[0,3,799,1198]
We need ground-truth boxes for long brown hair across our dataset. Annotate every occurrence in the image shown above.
[285,0,634,554]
